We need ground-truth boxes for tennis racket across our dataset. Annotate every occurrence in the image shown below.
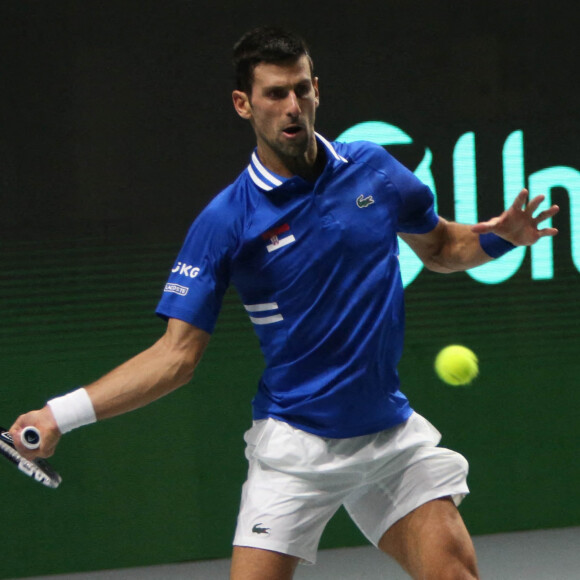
[0,426,62,488]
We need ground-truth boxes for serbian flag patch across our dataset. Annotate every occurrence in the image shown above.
[261,223,296,253]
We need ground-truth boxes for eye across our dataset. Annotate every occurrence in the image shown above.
[266,88,287,100]
[294,83,312,98]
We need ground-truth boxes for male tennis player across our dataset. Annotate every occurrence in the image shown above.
[11,26,559,579]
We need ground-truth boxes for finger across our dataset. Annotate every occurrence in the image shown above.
[471,216,500,233]
[512,188,530,210]
[525,194,546,215]
[471,223,492,234]
[537,227,559,238]
[9,426,23,448]
[534,205,560,223]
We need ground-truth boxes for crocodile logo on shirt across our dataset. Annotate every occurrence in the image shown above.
[356,194,375,208]
[252,523,271,536]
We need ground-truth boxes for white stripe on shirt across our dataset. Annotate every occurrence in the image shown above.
[249,314,284,325]
[244,302,279,313]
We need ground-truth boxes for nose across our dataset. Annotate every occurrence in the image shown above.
[286,91,301,116]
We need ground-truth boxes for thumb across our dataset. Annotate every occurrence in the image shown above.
[471,217,500,234]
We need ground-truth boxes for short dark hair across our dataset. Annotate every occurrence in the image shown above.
[233,26,313,94]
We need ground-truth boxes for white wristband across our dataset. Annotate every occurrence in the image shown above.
[47,388,97,434]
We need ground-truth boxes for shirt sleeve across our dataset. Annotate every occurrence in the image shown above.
[357,142,439,234]
[395,176,439,234]
[155,199,236,334]
[385,153,438,234]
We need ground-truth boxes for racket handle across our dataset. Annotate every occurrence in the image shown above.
[21,426,41,450]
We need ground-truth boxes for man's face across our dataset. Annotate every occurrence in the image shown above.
[233,55,319,175]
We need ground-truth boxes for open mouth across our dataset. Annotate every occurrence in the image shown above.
[283,125,303,137]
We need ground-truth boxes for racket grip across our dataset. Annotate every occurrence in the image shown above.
[21,426,41,450]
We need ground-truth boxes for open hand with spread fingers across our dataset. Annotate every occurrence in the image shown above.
[471,188,560,246]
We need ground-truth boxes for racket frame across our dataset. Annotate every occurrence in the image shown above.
[0,427,62,489]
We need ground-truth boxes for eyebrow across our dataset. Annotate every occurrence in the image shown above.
[261,78,313,92]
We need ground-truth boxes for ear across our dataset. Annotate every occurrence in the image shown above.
[232,90,252,120]
[313,77,320,108]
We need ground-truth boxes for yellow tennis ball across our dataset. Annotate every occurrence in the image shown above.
[434,345,479,386]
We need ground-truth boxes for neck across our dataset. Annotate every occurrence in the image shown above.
[257,136,325,182]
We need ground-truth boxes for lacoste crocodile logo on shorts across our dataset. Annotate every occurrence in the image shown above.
[252,523,271,536]
[356,194,375,208]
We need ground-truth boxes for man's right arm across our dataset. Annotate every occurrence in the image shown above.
[10,318,210,458]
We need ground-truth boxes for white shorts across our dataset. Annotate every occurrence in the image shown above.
[232,412,469,565]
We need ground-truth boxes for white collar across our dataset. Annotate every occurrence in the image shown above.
[246,133,348,191]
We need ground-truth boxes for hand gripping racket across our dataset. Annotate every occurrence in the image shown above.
[0,426,62,488]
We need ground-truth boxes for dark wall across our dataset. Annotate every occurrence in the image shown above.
[1,1,579,577]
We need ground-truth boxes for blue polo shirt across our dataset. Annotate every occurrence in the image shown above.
[156,134,439,438]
